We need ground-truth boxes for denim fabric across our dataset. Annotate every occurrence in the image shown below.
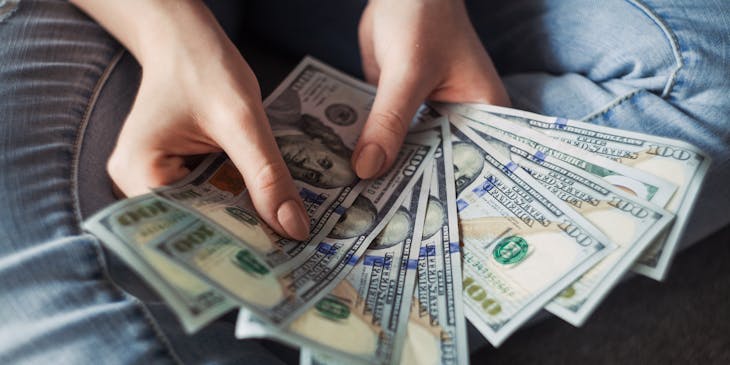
[467,0,730,247]
[243,5,730,351]
[244,0,730,246]
[464,0,730,349]
[0,1,179,363]
[0,1,285,364]
[1,0,728,363]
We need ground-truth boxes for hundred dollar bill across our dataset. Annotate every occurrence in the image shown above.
[300,170,431,365]
[86,55,388,332]
[83,195,235,333]
[235,126,438,350]
[154,56,402,271]
[299,308,455,365]
[463,104,711,281]
[299,117,467,365]
[450,113,674,326]
[449,122,613,347]
[154,153,359,273]
[403,116,469,365]
[435,103,678,208]
[300,348,329,365]
[154,129,439,327]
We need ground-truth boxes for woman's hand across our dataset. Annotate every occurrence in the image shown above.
[73,0,310,240]
[354,0,510,178]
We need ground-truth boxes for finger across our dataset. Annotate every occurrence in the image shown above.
[357,4,379,84]
[109,147,192,195]
[467,47,511,106]
[434,52,511,107]
[211,105,310,241]
[108,99,197,197]
[352,67,433,179]
[109,131,195,188]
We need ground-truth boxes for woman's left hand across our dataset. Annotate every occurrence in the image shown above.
[354,0,510,179]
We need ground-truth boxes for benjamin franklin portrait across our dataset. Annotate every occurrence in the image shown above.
[276,114,357,189]
[370,208,412,250]
[329,196,377,240]
[453,142,484,195]
[422,197,445,239]
[266,88,302,126]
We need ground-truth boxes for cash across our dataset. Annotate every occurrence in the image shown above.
[403,118,469,365]
[235,138,436,361]
[459,104,711,281]
[436,103,679,207]
[85,57,439,328]
[83,57,710,360]
[298,170,431,365]
[83,195,235,333]
[86,130,438,328]
[449,120,613,346]
[298,119,470,365]
[449,112,674,326]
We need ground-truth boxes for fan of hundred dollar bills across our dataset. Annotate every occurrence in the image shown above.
[84,57,710,365]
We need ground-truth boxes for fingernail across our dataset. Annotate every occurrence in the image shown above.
[277,199,310,240]
[355,143,385,179]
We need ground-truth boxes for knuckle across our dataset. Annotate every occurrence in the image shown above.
[207,94,255,122]
[213,104,246,127]
[228,102,257,122]
[370,110,409,142]
[218,103,266,137]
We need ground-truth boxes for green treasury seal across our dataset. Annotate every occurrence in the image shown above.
[315,296,350,321]
[232,250,270,276]
[493,236,529,265]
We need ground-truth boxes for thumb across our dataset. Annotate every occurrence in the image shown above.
[352,68,433,179]
[212,106,310,241]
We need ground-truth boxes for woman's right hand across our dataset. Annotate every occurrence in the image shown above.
[73,0,310,240]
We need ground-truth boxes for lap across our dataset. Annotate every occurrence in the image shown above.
[236,0,730,354]
[246,0,730,246]
[0,1,175,363]
[3,0,727,361]
[462,0,730,350]
[0,1,282,363]
[466,0,730,245]
[166,0,730,355]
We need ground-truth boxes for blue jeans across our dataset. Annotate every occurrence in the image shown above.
[0,0,727,363]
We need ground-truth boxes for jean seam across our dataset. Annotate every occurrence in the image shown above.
[70,48,123,229]
[625,0,684,98]
[70,49,184,365]
[581,89,643,123]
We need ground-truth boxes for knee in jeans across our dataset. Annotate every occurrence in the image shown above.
[576,0,683,97]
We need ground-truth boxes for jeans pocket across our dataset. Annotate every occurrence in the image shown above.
[623,0,684,98]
